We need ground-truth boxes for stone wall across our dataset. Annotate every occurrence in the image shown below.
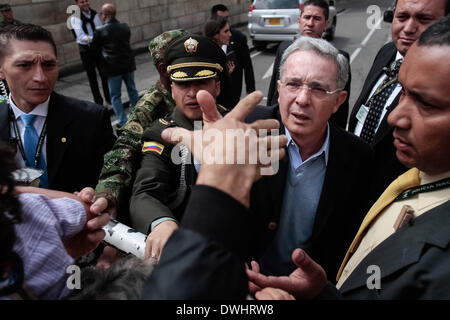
[4,0,252,74]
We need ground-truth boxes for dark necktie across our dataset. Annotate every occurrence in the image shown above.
[20,114,49,188]
[360,59,403,144]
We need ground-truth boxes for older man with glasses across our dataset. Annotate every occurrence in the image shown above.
[244,36,374,282]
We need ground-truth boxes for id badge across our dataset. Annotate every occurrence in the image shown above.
[356,104,369,124]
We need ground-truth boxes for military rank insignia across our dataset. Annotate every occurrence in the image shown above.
[142,141,164,155]
[184,37,198,54]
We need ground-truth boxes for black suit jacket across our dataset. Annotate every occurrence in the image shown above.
[227,28,256,107]
[0,92,116,193]
[266,40,351,129]
[246,105,374,281]
[320,200,450,299]
[92,18,136,78]
[348,42,407,202]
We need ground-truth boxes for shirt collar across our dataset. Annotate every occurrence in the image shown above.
[420,170,450,185]
[395,51,403,61]
[285,123,330,165]
[81,10,92,18]
[9,94,50,119]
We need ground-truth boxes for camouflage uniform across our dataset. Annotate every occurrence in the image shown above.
[95,81,175,205]
[0,4,21,32]
[0,18,20,31]
[94,29,188,217]
[1,4,20,97]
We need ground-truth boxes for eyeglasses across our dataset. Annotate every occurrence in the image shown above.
[279,80,343,100]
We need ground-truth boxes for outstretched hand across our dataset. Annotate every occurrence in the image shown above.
[161,90,287,207]
[247,249,327,300]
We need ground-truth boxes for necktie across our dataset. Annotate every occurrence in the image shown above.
[20,114,49,188]
[336,168,420,282]
[360,59,403,144]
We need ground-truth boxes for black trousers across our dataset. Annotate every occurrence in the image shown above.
[79,45,111,105]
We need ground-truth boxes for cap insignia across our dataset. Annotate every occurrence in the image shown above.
[195,70,214,77]
[172,71,188,79]
[184,37,199,54]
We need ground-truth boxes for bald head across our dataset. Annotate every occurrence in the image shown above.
[100,3,116,20]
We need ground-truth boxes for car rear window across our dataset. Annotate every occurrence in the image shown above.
[253,0,299,10]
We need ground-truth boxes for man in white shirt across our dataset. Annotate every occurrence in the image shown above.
[0,23,115,192]
[70,0,110,106]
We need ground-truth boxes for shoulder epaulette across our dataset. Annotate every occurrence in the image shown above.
[159,118,170,125]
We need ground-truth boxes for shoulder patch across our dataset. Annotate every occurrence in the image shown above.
[142,141,164,155]
[122,121,144,134]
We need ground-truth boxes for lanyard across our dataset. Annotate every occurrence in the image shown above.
[8,104,47,168]
[394,177,450,202]
[372,74,398,99]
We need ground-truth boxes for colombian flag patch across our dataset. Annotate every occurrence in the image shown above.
[142,141,164,155]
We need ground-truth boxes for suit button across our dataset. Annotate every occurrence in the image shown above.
[268,222,277,231]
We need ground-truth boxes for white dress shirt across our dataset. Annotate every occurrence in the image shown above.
[70,9,103,45]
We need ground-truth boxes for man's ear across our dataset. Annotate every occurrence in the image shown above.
[157,62,168,77]
[215,79,221,97]
[332,90,347,114]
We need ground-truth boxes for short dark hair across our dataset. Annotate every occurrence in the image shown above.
[418,15,450,47]
[204,16,229,39]
[393,0,449,15]
[0,24,57,61]
[302,0,329,20]
[211,4,229,19]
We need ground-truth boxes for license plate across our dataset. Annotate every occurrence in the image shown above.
[268,18,281,25]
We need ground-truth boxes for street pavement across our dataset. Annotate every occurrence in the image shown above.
[54,24,253,127]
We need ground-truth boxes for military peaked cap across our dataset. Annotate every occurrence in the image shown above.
[165,34,226,82]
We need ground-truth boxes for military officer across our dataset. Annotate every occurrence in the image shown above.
[130,34,228,262]
[94,29,189,221]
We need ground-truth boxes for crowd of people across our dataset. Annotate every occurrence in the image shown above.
[0,0,449,301]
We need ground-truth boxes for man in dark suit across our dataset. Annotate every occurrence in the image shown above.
[266,0,351,129]
[92,3,139,128]
[211,4,256,107]
[245,36,373,281]
[347,0,448,202]
[0,24,115,193]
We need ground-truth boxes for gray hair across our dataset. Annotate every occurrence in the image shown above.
[279,36,349,90]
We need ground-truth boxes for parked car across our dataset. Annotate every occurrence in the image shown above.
[248,0,337,50]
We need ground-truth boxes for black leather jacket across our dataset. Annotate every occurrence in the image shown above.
[92,18,136,77]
